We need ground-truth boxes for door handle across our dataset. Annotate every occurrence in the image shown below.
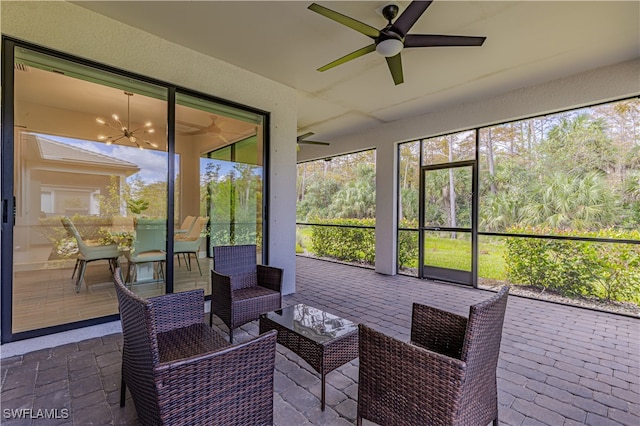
[3,196,15,225]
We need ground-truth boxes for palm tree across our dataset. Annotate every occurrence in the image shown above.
[521,171,619,230]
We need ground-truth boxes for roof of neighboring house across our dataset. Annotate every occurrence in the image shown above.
[27,133,140,175]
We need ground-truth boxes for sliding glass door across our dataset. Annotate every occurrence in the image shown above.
[8,45,168,334]
[175,93,265,286]
[2,39,268,342]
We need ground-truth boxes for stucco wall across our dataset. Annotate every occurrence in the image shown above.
[1,0,298,293]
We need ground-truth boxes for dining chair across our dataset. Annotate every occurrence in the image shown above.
[61,216,121,292]
[124,218,166,284]
[174,215,196,239]
[174,216,208,275]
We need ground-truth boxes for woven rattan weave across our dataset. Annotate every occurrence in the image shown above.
[210,244,283,343]
[260,304,358,410]
[113,268,277,425]
[357,286,509,426]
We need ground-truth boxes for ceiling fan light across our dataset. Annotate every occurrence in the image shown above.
[96,118,105,125]
[376,39,403,57]
[112,114,119,121]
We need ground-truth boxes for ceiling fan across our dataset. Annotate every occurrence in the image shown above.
[297,132,330,147]
[178,115,244,143]
[308,1,486,85]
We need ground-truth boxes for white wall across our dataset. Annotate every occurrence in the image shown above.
[298,59,640,275]
[1,1,298,295]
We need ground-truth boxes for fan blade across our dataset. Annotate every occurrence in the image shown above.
[298,132,330,145]
[405,34,486,47]
[318,44,376,72]
[297,132,315,141]
[298,140,330,146]
[308,3,380,39]
[386,53,404,85]
[180,128,208,136]
[217,133,230,144]
[392,1,433,36]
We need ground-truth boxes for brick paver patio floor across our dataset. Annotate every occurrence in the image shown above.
[1,256,638,425]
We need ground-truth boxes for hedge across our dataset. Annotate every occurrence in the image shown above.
[307,220,640,305]
[308,219,419,268]
[505,227,640,303]
[310,219,375,264]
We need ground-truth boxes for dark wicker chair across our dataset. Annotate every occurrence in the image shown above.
[113,268,278,426]
[357,286,509,426]
[210,244,283,343]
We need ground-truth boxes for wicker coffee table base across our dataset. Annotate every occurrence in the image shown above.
[259,312,359,410]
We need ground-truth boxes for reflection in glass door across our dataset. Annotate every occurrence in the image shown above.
[420,161,476,285]
[9,46,168,334]
[203,134,264,251]
[175,93,264,267]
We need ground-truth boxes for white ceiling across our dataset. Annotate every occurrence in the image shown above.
[75,1,639,144]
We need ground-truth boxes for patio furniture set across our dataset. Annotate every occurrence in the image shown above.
[113,244,509,425]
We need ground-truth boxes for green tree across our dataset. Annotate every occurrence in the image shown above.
[540,114,616,176]
[521,171,619,230]
[329,163,376,219]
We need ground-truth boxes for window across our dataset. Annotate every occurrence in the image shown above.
[397,98,640,309]
[296,150,376,266]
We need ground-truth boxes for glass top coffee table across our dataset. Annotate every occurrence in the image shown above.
[259,303,359,410]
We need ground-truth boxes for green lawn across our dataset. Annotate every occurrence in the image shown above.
[423,236,506,280]
[296,225,313,253]
[298,225,507,280]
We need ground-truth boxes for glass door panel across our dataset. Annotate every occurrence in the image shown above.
[176,93,265,271]
[420,163,474,285]
[12,46,168,333]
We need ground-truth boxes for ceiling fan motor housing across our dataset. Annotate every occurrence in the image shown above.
[376,4,404,56]
[382,4,399,22]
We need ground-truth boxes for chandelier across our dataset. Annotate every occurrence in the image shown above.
[96,92,157,149]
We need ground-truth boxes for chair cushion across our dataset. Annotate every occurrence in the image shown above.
[157,323,230,363]
[232,287,282,328]
[233,286,280,302]
[128,250,166,263]
[80,243,121,261]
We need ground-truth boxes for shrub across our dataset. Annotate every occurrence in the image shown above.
[310,219,375,264]
[397,230,419,269]
[308,218,419,268]
[505,227,640,303]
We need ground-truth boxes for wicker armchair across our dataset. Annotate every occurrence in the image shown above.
[113,268,278,426]
[357,286,509,426]
[210,244,283,343]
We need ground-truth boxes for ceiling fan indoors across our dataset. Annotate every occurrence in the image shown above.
[297,132,330,147]
[178,115,245,144]
[308,1,486,85]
